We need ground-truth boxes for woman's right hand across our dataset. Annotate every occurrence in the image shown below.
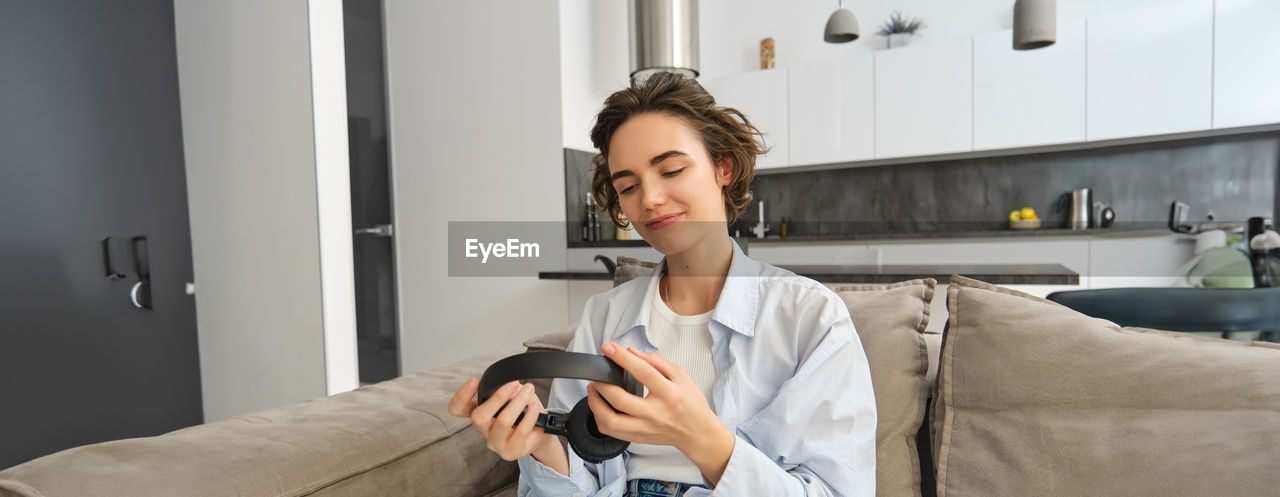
[448,378,568,473]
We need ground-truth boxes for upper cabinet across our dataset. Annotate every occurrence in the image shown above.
[1086,0,1213,141]
[788,54,875,165]
[709,68,789,169]
[1213,0,1280,128]
[699,0,1276,170]
[973,23,1086,150]
[874,41,973,158]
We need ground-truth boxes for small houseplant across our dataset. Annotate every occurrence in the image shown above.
[877,10,925,48]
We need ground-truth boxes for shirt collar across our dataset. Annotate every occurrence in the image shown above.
[612,240,760,344]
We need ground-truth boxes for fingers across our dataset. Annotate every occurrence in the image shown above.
[470,380,520,431]
[448,378,479,417]
[489,383,537,454]
[633,348,686,382]
[587,383,644,440]
[590,380,646,416]
[601,342,673,397]
[511,391,544,450]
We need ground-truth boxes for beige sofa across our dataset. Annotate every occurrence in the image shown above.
[2,275,1277,497]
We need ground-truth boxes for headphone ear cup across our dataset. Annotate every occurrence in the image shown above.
[566,397,629,463]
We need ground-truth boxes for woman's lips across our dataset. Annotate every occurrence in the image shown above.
[646,213,683,230]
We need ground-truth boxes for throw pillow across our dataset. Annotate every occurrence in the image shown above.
[932,275,1280,497]
[831,280,936,497]
[613,256,657,287]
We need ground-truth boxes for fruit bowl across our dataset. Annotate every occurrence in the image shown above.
[1010,219,1042,230]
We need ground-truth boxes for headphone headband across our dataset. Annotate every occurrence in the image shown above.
[477,351,635,403]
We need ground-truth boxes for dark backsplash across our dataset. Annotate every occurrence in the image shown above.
[565,132,1280,241]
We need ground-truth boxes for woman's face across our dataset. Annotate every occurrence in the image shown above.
[607,112,732,256]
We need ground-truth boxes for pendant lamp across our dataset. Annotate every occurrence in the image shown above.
[1013,0,1056,50]
[824,0,859,43]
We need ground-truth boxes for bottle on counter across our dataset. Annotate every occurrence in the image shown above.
[581,198,591,242]
[585,192,600,242]
[779,217,789,238]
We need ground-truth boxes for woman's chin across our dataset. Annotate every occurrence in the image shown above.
[640,225,701,256]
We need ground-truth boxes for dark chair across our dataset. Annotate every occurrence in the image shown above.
[1045,287,1280,342]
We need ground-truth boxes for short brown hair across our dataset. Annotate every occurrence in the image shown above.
[589,72,767,228]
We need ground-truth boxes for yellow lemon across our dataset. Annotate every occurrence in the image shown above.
[1020,207,1036,219]
[1009,210,1022,222]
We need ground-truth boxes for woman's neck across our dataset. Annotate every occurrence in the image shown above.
[660,234,734,315]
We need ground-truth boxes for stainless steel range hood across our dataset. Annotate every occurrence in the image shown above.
[629,0,699,82]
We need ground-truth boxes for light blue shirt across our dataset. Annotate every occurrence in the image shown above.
[518,241,877,497]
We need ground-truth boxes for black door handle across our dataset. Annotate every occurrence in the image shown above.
[101,237,127,280]
[129,235,152,310]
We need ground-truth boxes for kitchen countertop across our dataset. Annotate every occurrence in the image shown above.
[540,263,1079,285]
[569,225,1176,248]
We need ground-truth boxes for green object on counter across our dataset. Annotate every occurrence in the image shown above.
[1181,247,1254,288]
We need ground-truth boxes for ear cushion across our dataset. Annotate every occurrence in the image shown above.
[566,398,629,463]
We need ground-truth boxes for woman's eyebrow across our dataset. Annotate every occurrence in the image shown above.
[610,150,689,181]
[649,150,688,165]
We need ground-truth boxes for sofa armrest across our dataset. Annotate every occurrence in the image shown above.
[0,350,522,497]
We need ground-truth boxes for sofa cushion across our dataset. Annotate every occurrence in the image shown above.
[0,351,521,497]
[522,326,576,353]
[613,256,657,287]
[932,275,1280,497]
[830,280,935,497]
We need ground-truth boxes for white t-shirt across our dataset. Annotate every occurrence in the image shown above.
[624,276,717,484]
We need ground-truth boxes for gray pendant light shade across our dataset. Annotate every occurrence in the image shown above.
[824,3,859,43]
[1013,0,1056,50]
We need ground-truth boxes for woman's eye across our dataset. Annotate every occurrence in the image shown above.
[617,184,636,195]
[662,168,685,177]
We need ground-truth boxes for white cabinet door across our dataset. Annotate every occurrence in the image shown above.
[874,39,973,158]
[1086,0,1213,140]
[973,23,1086,150]
[710,69,789,169]
[1214,0,1280,129]
[788,54,875,166]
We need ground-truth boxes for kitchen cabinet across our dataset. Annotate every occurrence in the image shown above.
[1213,0,1280,129]
[709,68,789,169]
[788,54,875,165]
[1086,0,1213,141]
[973,24,1086,150]
[874,39,973,158]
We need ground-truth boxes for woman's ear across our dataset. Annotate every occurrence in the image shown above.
[715,156,734,187]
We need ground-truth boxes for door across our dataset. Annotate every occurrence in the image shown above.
[345,0,401,383]
[0,0,203,468]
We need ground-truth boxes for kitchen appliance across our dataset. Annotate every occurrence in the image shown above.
[1094,202,1116,228]
[629,0,699,82]
[1247,216,1277,287]
[1062,188,1091,230]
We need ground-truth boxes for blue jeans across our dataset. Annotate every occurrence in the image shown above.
[625,478,708,497]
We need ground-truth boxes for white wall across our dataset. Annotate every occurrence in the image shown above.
[558,0,1180,150]
[560,0,629,152]
[384,1,570,372]
[174,0,357,421]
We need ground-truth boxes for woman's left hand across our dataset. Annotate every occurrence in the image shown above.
[588,342,735,484]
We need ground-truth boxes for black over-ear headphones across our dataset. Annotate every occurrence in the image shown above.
[478,351,642,463]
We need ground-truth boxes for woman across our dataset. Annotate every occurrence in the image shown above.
[449,72,876,497]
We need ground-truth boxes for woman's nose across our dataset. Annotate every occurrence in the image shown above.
[641,182,666,209]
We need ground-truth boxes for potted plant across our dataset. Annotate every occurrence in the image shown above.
[877,10,925,49]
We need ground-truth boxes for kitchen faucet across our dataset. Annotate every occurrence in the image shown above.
[751,200,769,239]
